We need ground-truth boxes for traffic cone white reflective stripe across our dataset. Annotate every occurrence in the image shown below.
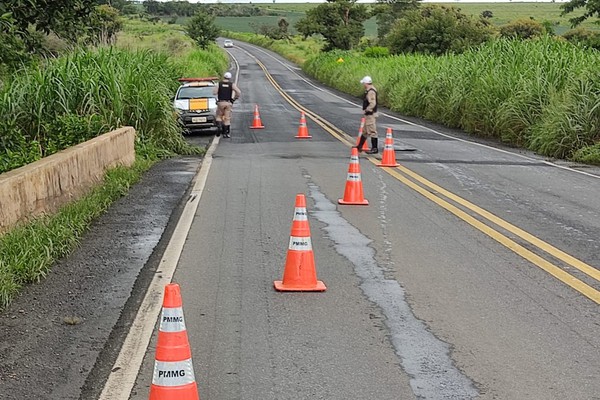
[346,172,361,182]
[288,236,312,251]
[294,207,308,221]
[152,359,196,387]
[159,307,186,333]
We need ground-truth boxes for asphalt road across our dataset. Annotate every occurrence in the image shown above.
[125,42,600,400]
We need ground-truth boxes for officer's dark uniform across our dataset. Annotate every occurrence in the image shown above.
[214,78,241,138]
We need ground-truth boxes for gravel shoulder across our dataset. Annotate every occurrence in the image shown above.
[0,154,206,400]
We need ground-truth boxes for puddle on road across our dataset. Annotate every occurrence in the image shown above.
[308,183,478,400]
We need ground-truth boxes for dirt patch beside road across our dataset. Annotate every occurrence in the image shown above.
[0,156,203,400]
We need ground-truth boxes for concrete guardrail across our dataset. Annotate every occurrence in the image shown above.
[0,127,136,233]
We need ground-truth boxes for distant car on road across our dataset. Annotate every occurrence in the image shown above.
[223,40,234,48]
[173,77,219,134]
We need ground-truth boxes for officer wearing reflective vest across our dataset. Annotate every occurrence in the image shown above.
[213,72,241,138]
[355,76,379,154]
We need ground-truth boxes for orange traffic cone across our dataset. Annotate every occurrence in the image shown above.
[338,147,369,205]
[355,117,369,151]
[149,284,199,400]
[274,194,326,292]
[295,111,312,139]
[378,128,399,168]
[250,104,265,129]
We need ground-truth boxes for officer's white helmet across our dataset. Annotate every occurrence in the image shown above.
[224,72,232,79]
[360,76,373,84]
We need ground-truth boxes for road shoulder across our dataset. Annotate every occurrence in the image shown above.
[0,156,202,400]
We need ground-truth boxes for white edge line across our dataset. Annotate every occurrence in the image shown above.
[98,136,220,400]
[241,42,600,180]
[226,47,241,84]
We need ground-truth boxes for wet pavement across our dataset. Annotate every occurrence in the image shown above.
[0,156,203,400]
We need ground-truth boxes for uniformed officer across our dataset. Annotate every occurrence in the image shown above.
[355,76,379,154]
[213,72,241,138]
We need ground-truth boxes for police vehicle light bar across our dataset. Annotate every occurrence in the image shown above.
[178,77,219,83]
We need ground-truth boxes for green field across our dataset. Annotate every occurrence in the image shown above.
[216,2,595,36]
[216,13,306,34]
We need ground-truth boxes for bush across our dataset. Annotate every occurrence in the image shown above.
[386,5,494,56]
[563,27,600,51]
[364,46,390,58]
[572,144,600,165]
[500,19,546,40]
[0,14,29,71]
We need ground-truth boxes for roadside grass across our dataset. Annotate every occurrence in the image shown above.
[116,19,229,77]
[0,47,197,174]
[303,37,600,164]
[224,31,322,65]
[2,19,228,175]
[0,18,227,308]
[0,153,158,309]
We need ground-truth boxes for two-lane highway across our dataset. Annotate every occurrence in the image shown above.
[105,41,598,400]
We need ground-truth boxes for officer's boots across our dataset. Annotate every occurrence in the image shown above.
[223,125,231,138]
[216,122,223,137]
[354,135,367,152]
[366,138,378,154]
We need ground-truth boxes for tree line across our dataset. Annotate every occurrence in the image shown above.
[1,0,122,72]
[142,1,284,18]
[291,0,600,54]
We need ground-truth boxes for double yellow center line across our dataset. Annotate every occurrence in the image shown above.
[248,52,600,305]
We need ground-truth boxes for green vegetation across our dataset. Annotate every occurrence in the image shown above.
[0,0,123,73]
[116,18,228,76]
[386,5,493,55]
[185,10,221,49]
[216,14,306,35]
[373,0,420,39]
[0,48,196,174]
[304,37,600,164]
[0,155,155,309]
[224,31,322,65]
[1,18,228,174]
[561,0,600,26]
[0,18,228,307]
[499,18,548,39]
[563,27,600,50]
[295,0,369,50]
[210,3,598,37]
[434,2,596,35]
